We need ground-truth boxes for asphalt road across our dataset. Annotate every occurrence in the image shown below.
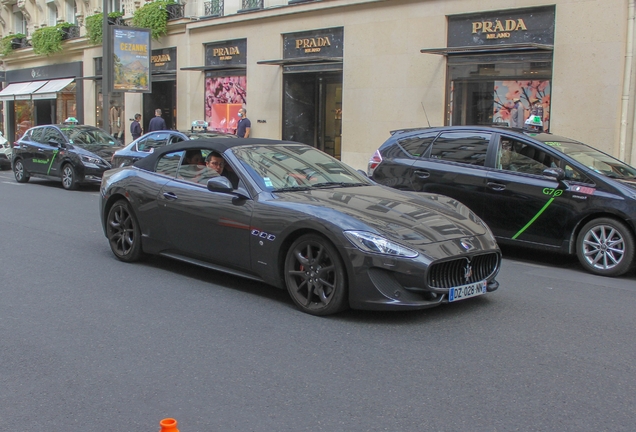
[1,169,635,432]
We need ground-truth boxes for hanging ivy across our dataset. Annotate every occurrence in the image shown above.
[32,26,64,56]
[85,11,124,45]
[0,33,26,56]
[132,0,175,40]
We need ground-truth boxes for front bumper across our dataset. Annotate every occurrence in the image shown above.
[344,236,502,311]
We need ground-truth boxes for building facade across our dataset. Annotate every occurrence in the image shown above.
[1,0,635,170]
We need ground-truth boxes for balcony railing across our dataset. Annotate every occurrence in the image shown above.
[240,0,263,11]
[203,0,224,17]
[166,3,184,20]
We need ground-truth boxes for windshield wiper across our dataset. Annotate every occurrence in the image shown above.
[311,182,368,188]
[273,186,313,192]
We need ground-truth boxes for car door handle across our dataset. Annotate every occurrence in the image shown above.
[413,170,430,179]
[162,192,178,200]
[487,182,506,191]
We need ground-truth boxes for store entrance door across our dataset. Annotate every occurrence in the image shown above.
[143,80,176,131]
[282,72,342,159]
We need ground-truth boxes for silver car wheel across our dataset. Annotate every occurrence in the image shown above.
[581,224,625,270]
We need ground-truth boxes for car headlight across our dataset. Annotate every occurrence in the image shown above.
[344,231,419,258]
[81,155,102,165]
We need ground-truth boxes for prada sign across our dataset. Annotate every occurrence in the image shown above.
[151,47,176,73]
[448,6,555,47]
[283,27,343,59]
[205,39,247,66]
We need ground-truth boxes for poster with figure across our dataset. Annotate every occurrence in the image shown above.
[204,75,247,134]
[493,80,551,132]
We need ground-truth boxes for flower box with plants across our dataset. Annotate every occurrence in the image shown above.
[0,33,27,56]
[31,23,79,56]
[85,11,125,45]
[132,0,176,40]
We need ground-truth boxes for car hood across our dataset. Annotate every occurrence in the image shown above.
[270,185,488,245]
[72,144,123,160]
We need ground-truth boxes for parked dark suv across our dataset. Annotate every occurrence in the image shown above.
[369,126,636,277]
[12,124,121,190]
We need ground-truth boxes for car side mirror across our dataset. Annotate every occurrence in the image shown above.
[543,167,565,181]
[48,139,60,147]
[357,169,369,178]
[207,176,234,193]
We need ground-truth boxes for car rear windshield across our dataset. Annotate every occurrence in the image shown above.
[542,139,636,179]
[60,127,117,147]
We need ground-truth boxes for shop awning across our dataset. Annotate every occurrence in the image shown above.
[180,65,247,72]
[32,78,74,100]
[257,56,343,66]
[14,81,48,100]
[420,43,554,56]
[0,78,75,101]
[0,82,31,101]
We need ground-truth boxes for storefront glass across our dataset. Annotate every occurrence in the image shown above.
[204,74,246,134]
[447,54,553,131]
[95,80,125,142]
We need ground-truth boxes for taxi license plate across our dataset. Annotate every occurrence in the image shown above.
[448,280,487,302]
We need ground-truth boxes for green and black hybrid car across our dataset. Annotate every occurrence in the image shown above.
[12,124,121,190]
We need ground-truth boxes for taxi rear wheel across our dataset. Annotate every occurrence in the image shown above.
[576,218,635,277]
[13,159,30,183]
[106,199,145,262]
[284,234,348,316]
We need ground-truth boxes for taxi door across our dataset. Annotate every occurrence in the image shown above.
[409,130,493,220]
[483,135,569,247]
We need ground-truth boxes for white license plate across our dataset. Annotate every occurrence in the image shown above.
[448,280,487,302]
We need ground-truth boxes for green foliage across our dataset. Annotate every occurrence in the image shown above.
[31,23,76,56]
[86,11,125,45]
[32,26,63,56]
[0,33,26,56]
[132,0,175,40]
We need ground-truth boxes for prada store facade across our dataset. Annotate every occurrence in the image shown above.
[2,0,634,168]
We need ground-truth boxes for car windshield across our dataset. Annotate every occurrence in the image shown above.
[60,126,117,148]
[542,138,636,179]
[231,144,372,191]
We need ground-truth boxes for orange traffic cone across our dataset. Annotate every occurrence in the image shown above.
[159,418,179,432]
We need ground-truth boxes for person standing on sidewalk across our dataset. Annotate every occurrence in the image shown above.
[130,114,143,140]
[236,108,251,138]
[148,109,167,132]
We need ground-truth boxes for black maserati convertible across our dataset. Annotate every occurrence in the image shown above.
[100,138,502,315]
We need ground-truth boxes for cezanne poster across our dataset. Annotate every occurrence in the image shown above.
[112,27,151,93]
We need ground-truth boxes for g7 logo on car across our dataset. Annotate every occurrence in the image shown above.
[543,188,563,197]
[512,188,565,240]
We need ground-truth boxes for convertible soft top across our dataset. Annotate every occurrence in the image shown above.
[133,137,297,171]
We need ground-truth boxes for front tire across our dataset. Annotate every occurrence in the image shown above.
[61,163,78,190]
[284,234,348,316]
[576,218,635,277]
[106,199,145,262]
[13,159,30,183]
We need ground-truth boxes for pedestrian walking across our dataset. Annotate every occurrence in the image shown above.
[236,108,251,138]
[130,113,142,140]
[147,108,167,132]
[510,98,525,128]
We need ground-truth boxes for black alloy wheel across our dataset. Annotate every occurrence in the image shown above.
[284,234,348,316]
[106,199,145,262]
[61,163,78,190]
[13,159,30,183]
[576,217,635,277]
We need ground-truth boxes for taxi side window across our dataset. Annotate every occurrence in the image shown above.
[397,133,437,157]
[41,128,65,145]
[429,132,490,166]
[138,133,169,153]
[156,151,183,177]
[29,128,43,143]
[497,138,557,175]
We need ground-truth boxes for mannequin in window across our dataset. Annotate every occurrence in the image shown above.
[109,101,123,140]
